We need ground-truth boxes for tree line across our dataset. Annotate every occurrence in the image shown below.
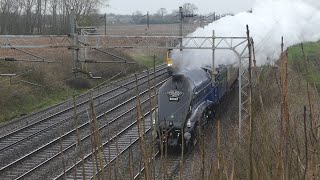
[109,3,233,26]
[0,1,233,35]
[131,3,200,24]
[0,0,106,35]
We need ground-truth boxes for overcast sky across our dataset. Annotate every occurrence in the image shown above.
[103,0,255,15]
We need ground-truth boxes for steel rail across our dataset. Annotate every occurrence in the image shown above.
[18,81,165,179]
[0,66,167,154]
[18,98,159,180]
[88,114,153,180]
[0,64,165,129]
[133,151,160,179]
[55,110,154,180]
[1,77,169,179]
[133,149,187,180]
[0,75,167,175]
[0,64,166,138]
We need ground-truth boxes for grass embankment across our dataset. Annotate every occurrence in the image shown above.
[0,62,88,124]
[0,49,166,124]
[1,86,81,122]
[180,41,320,179]
[289,41,320,92]
[129,49,165,68]
[133,55,164,68]
[225,42,320,178]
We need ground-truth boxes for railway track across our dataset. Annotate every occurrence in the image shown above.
[134,150,185,180]
[0,64,166,140]
[0,64,166,135]
[0,65,166,156]
[131,86,235,180]
[54,109,156,180]
[0,65,169,179]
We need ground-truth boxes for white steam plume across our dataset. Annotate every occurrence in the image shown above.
[172,0,320,70]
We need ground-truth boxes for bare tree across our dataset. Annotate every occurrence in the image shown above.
[131,10,143,24]
[0,0,15,34]
[0,0,108,35]
[65,0,103,17]
[48,0,58,32]
[21,0,37,34]
[182,3,198,14]
[36,0,42,33]
[157,8,167,23]
[5,1,24,34]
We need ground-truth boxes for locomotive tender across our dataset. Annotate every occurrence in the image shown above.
[155,64,237,151]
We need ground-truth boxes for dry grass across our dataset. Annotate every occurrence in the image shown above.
[176,43,320,179]
[0,42,164,123]
[207,48,320,179]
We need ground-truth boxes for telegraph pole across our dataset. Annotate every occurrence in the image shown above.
[70,9,76,68]
[70,9,80,72]
[141,12,150,34]
[179,7,183,51]
[247,24,253,180]
[178,6,196,50]
[147,11,150,29]
[104,13,107,35]
[212,30,215,83]
[100,13,107,35]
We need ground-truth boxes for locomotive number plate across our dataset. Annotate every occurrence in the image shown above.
[169,97,179,101]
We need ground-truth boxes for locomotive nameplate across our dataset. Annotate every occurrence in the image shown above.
[167,90,183,101]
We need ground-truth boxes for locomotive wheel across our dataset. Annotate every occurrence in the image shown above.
[184,140,192,153]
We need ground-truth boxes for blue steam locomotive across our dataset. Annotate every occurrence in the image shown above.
[155,65,238,151]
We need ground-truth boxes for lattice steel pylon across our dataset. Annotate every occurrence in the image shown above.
[0,35,72,49]
[233,44,251,135]
[0,32,251,135]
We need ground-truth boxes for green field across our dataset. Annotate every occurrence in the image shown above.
[132,55,165,68]
[0,85,82,124]
[288,41,320,89]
